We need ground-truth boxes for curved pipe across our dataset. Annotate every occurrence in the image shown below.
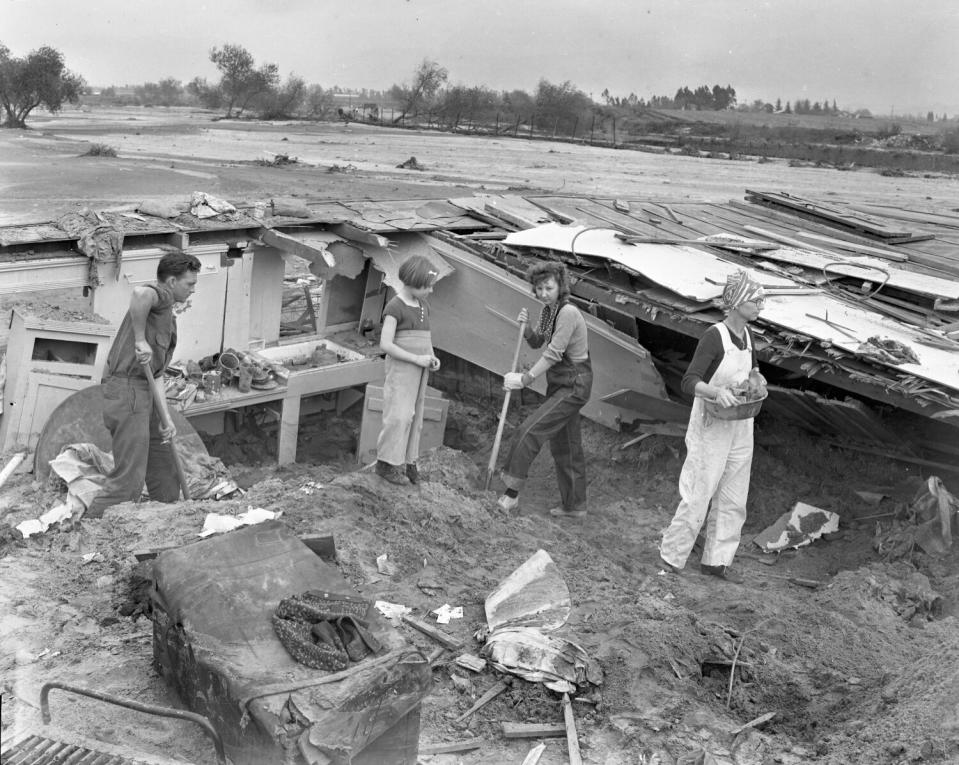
[40,681,228,765]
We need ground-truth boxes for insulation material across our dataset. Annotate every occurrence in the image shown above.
[760,293,959,390]
[503,223,795,302]
[485,549,571,633]
[481,627,603,693]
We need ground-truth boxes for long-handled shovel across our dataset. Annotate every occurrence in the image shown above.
[405,365,430,463]
[484,318,527,491]
[141,361,192,501]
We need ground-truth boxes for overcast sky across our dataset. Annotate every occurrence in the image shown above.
[4,0,958,115]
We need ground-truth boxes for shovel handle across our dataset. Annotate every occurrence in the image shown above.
[485,319,528,491]
[140,361,192,500]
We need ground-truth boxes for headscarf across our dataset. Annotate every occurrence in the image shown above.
[721,270,765,309]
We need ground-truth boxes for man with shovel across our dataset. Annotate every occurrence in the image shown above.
[86,251,200,518]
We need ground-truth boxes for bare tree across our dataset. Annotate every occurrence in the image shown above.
[209,44,279,118]
[395,58,448,122]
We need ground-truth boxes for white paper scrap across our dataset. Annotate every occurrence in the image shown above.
[374,601,412,621]
[198,506,279,537]
[433,604,463,624]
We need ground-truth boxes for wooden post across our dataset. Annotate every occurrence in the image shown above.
[612,117,616,147]
[562,693,583,765]
[571,116,579,139]
[495,112,499,134]
[529,115,534,139]
[590,113,595,145]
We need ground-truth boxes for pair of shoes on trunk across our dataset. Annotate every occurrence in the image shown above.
[700,564,744,584]
[375,460,409,486]
[497,494,519,512]
[548,507,587,519]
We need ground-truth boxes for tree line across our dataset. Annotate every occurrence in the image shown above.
[1,40,954,133]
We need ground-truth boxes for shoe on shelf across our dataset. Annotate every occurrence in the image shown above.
[700,564,744,584]
[548,507,587,519]
[375,460,409,486]
[497,494,519,512]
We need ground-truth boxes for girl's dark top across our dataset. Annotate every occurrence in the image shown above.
[681,323,757,395]
[383,295,431,331]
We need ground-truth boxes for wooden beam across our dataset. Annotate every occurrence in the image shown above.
[401,615,464,650]
[562,693,583,765]
[257,227,331,261]
[794,231,908,262]
[328,222,391,248]
[454,680,508,723]
[419,738,484,755]
[501,722,566,739]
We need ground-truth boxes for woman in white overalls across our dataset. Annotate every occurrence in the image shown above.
[659,270,766,583]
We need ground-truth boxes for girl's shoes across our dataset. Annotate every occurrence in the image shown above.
[375,460,409,486]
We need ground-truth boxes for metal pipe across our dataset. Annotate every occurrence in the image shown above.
[40,682,227,765]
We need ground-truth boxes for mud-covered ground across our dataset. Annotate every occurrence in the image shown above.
[2,394,958,765]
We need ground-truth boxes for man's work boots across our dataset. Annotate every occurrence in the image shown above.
[700,564,744,584]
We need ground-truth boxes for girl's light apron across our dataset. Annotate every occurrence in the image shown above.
[661,323,755,568]
[376,329,433,465]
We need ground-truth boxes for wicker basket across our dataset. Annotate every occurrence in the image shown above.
[704,392,767,421]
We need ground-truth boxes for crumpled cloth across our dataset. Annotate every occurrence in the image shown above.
[190,191,237,219]
[56,209,124,286]
[49,441,239,516]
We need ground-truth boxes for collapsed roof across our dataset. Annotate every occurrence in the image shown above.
[2,188,957,468]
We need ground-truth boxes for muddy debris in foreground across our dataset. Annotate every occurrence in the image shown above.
[1,415,959,763]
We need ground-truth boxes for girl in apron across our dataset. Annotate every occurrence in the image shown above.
[375,255,441,485]
[659,270,766,582]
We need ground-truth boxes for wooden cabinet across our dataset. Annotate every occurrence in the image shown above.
[0,310,114,452]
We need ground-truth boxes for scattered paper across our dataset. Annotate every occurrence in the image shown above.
[376,553,397,576]
[432,604,463,624]
[374,601,412,622]
[198,506,280,537]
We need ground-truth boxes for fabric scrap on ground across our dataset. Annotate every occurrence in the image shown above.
[753,501,840,552]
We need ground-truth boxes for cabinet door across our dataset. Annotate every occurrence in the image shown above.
[17,373,96,450]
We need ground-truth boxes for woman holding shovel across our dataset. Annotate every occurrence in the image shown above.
[498,262,592,518]
[374,255,441,485]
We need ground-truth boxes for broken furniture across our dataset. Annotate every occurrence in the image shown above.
[0,681,225,764]
[151,521,431,765]
[356,382,449,466]
[33,383,205,481]
[0,309,114,453]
